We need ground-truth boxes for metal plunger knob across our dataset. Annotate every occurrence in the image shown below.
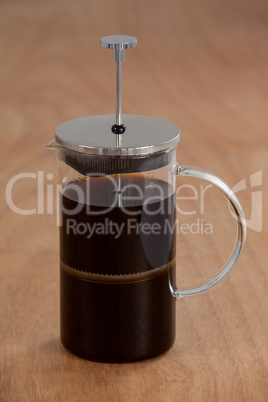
[100,35,138,139]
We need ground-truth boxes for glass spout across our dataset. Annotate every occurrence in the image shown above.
[44,137,61,151]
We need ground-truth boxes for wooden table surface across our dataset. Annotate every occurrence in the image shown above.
[1,0,267,400]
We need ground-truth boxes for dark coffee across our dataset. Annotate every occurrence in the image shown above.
[60,174,176,362]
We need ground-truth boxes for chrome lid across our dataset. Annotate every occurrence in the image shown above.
[55,114,180,157]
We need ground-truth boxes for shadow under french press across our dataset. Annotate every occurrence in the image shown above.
[41,337,66,355]
[40,335,175,366]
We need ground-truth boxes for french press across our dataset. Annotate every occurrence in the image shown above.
[45,36,246,363]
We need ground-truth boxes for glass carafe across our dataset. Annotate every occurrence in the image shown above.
[45,112,245,363]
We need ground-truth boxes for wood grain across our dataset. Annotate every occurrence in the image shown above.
[0,0,267,400]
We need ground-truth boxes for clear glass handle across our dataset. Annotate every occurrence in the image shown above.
[172,164,246,299]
